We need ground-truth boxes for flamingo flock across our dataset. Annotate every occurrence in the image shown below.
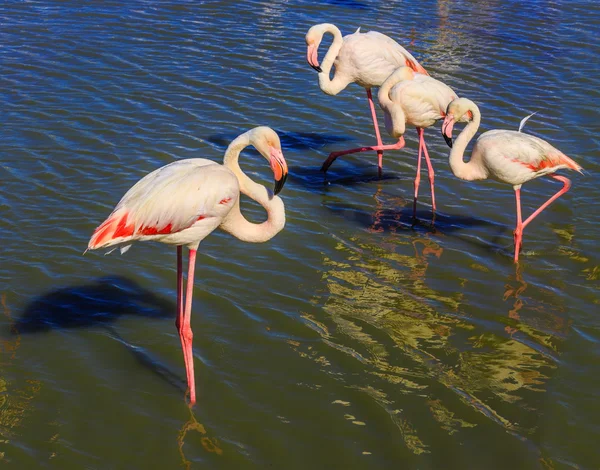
[85,23,582,405]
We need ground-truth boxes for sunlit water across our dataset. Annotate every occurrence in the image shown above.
[1,0,599,468]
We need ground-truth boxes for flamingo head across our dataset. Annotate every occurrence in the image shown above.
[442,98,476,148]
[305,25,325,73]
[251,127,289,196]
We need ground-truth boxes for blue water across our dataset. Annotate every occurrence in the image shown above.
[1,1,599,468]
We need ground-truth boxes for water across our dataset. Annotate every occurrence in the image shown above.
[1,0,598,468]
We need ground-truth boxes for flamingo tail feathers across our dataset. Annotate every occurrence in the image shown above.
[88,209,134,251]
[405,57,429,76]
[518,112,537,132]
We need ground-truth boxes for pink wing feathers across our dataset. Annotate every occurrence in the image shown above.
[88,159,239,251]
[474,130,582,185]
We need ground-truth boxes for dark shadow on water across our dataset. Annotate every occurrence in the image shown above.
[15,275,174,333]
[15,276,185,393]
[323,169,403,186]
[321,0,370,10]
[288,165,403,192]
[324,199,511,255]
[206,131,351,152]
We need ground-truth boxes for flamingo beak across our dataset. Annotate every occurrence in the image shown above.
[270,148,288,195]
[306,45,322,73]
[442,114,455,148]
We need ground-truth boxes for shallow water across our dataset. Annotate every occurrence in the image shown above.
[1,0,599,468]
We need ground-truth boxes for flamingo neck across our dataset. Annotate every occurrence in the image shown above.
[317,25,348,96]
[449,107,487,181]
[377,68,414,138]
[220,135,285,243]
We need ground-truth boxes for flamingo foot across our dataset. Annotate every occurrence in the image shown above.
[320,137,405,173]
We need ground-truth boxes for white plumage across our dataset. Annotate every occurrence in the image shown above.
[87,126,289,406]
[442,98,582,262]
[376,66,464,215]
[306,23,428,173]
[305,24,428,95]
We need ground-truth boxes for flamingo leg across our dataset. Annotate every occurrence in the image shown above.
[320,89,405,173]
[176,246,183,330]
[176,245,192,391]
[513,175,571,262]
[513,186,524,262]
[412,129,424,218]
[180,248,197,406]
[320,138,405,172]
[366,88,385,173]
[419,128,436,213]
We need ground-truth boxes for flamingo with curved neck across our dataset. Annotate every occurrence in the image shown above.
[442,98,582,262]
[305,23,428,174]
[87,126,289,405]
[377,66,462,217]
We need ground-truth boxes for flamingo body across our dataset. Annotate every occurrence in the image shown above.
[87,127,289,405]
[325,29,428,92]
[376,66,462,215]
[384,72,457,132]
[469,130,581,186]
[89,160,239,251]
[442,98,582,262]
[306,23,428,173]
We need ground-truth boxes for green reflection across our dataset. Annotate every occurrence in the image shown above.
[299,225,563,454]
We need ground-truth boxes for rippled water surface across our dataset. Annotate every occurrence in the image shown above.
[1,1,599,468]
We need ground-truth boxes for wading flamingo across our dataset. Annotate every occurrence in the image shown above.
[87,127,289,405]
[305,23,428,173]
[442,98,582,262]
[374,66,464,217]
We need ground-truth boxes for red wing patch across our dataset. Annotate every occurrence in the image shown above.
[218,197,232,205]
[113,213,134,239]
[138,223,173,236]
[405,58,429,76]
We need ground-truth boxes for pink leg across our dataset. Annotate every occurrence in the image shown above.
[175,246,192,391]
[176,246,183,330]
[320,89,405,173]
[412,130,424,218]
[419,128,436,213]
[366,88,385,173]
[513,175,571,262]
[513,187,524,262]
[180,249,197,406]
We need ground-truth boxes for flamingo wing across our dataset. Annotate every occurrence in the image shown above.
[339,31,428,87]
[88,159,240,250]
[391,75,457,125]
[475,130,582,185]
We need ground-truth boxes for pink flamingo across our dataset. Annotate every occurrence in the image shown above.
[375,66,467,216]
[441,98,582,262]
[305,23,428,173]
[87,127,289,405]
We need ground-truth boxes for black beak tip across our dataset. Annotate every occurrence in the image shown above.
[443,134,453,148]
[310,65,322,73]
[273,173,288,195]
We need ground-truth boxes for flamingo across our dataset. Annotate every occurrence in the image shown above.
[374,66,467,217]
[441,98,582,262]
[86,126,289,405]
[305,23,428,174]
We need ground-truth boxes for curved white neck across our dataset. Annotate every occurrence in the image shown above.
[317,25,348,95]
[219,134,285,242]
[449,108,487,181]
[377,71,410,137]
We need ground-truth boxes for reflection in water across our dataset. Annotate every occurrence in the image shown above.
[0,294,43,462]
[297,226,565,454]
[177,407,223,469]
